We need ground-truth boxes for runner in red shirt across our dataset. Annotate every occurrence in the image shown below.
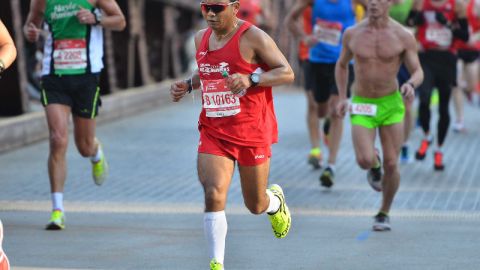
[0,220,9,270]
[286,6,324,170]
[407,0,469,170]
[451,0,480,132]
[170,1,294,269]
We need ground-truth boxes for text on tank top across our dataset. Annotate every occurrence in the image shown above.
[417,0,457,50]
[43,0,103,75]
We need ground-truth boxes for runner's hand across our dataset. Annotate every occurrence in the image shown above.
[77,8,95,25]
[400,82,415,102]
[336,98,349,118]
[225,73,249,95]
[24,23,41,42]
[170,80,189,102]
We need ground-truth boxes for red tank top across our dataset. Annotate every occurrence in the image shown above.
[237,0,262,26]
[196,21,277,147]
[299,7,313,61]
[454,0,480,50]
[417,0,457,51]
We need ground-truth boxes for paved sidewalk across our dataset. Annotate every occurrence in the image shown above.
[1,87,480,269]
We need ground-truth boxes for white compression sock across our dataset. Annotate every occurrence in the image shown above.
[90,145,103,163]
[204,211,227,264]
[266,189,281,214]
[327,164,335,171]
[51,192,64,212]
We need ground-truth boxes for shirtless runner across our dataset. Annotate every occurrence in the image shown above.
[335,0,424,231]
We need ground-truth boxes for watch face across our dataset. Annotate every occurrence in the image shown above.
[251,73,260,83]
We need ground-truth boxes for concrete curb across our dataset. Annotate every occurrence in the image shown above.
[0,80,173,153]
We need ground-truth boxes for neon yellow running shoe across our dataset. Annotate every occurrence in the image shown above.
[45,209,65,230]
[308,148,322,170]
[92,141,108,186]
[210,259,223,270]
[267,184,291,239]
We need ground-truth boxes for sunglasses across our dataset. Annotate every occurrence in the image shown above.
[200,1,238,14]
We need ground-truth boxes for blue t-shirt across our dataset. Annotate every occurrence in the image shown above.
[310,0,356,63]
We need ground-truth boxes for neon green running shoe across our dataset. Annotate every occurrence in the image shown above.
[210,259,223,270]
[267,184,291,239]
[45,209,65,230]
[92,141,108,186]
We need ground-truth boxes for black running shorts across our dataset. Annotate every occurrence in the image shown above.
[40,73,102,119]
[309,62,354,103]
[457,49,480,64]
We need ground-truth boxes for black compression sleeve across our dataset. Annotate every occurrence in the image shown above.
[406,10,424,27]
[453,18,469,42]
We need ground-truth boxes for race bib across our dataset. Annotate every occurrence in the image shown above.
[313,19,343,46]
[53,39,87,70]
[426,24,452,48]
[350,103,377,116]
[202,79,241,118]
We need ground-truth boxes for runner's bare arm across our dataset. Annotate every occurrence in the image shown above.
[23,0,46,42]
[94,0,126,31]
[169,29,206,102]
[334,27,354,117]
[335,28,354,100]
[401,29,423,99]
[242,27,294,88]
[0,20,17,69]
[285,0,314,45]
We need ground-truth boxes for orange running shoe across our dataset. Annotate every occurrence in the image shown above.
[434,151,445,171]
[415,139,431,160]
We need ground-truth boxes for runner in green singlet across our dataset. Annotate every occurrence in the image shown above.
[24,0,126,230]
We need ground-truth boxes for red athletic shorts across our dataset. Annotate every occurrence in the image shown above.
[198,130,271,166]
[0,252,9,270]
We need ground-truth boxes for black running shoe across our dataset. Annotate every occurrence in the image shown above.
[372,212,391,231]
[319,166,335,188]
[367,151,383,192]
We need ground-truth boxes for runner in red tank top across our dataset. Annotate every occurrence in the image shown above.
[451,0,480,132]
[170,1,294,269]
[407,0,468,170]
[285,5,324,171]
[0,220,10,270]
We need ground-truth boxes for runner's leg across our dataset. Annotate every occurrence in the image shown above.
[351,125,377,170]
[198,153,234,266]
[378,122,403,213]
[45,105,71,195]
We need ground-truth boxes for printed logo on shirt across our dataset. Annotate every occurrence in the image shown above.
[254,154,265,159]
[199,62,230,75]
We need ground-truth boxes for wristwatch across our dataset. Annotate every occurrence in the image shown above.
[0,59,5,74]
[93,9,103,25]
[249,73,260,87]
